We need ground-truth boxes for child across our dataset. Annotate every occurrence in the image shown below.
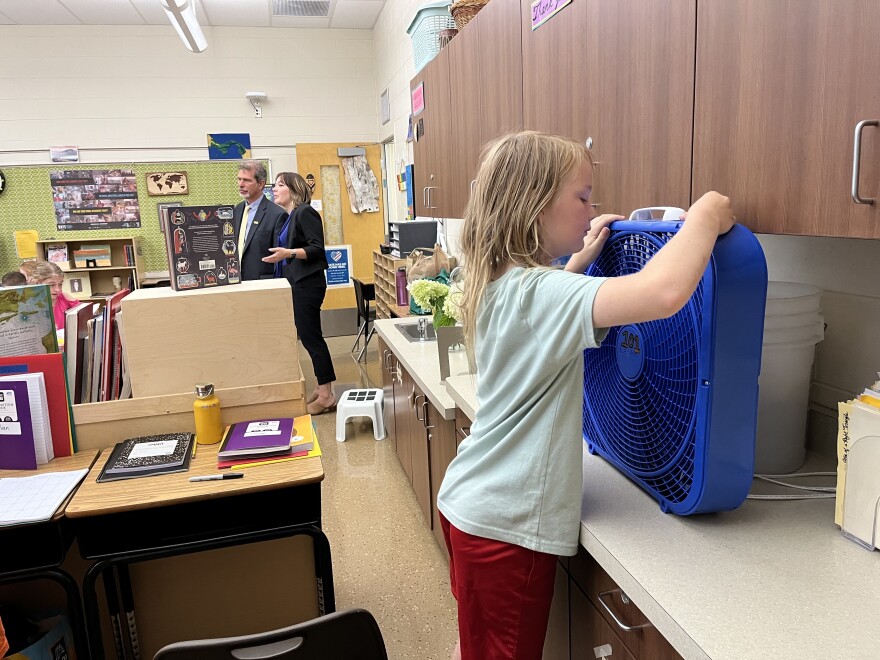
[29,261,79,330]
[435,131,734,660]
[1,271,27,287]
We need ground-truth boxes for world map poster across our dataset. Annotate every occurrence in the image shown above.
[207,133,252,160]
[50,169,141,231]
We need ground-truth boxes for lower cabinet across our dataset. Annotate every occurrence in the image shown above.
[547,548,683,660]
[378,337,396,451]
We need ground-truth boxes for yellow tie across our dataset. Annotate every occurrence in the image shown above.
[238,204,250,256]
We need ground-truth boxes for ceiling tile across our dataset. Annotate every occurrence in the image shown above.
[201,0,270,27]
[128,0,176,25]
[57,0,147,25]
[0,0,79,24]
[330,0,382,29]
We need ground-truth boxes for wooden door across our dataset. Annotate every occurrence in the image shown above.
[693,0,880,237]
[447,25,483,218]
[394,364,414,482]
[426,401,457,558]
[412,53,453,218]
[410,383,433,526]
[570,582,637,660]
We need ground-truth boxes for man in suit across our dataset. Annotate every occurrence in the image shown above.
[234,160,287,280]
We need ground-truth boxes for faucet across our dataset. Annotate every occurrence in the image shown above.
[418,317,428,340]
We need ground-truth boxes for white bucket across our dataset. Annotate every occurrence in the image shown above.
[755,336,822,474]
[765,282,822,316]
[762,315,824,345]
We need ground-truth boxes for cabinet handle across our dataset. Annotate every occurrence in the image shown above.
[414,394,426,421]
[597,589,651,632]
[426,186,438,209]
[422,400,433,429]
[423,186,429,209]
[852,119,878,205]
[409,384,416,406]
[470,179,476,197]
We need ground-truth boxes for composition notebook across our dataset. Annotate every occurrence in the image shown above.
[97,432,194,482]
[217,418,295,459]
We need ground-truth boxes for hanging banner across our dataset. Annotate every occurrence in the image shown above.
[50,169,141,231]
[325,244,352,289]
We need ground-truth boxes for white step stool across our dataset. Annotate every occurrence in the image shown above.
[336,388,386,442]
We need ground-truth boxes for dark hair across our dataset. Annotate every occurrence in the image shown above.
[1,271,27,286]
[276,172,312,206]
[239,160,268,185]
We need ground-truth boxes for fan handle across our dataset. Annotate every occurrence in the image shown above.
[628,206,686,221]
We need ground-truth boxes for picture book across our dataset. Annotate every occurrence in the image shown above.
[0,374,53,470]
[46,243,70,270]
[217,418,295,459]
[98,432,194,482]
[73,244,112,268]
[0,285,58,357]
[0,353,74,458]
[161,205,240,291]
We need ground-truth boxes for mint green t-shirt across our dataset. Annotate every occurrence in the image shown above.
[436,267,608,556]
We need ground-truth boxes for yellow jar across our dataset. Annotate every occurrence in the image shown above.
[193,382,223,445]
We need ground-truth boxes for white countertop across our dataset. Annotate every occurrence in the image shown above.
[375,318,471,421]
[445,374,477,421]
[444,378,880,659]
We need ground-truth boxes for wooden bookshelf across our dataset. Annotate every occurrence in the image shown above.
[35,237,145,301]
[373,250,410,319]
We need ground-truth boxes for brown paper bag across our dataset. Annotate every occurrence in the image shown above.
[405,244,455,282]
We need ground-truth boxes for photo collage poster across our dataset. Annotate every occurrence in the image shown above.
[50,169,141,231]
[162,205,240,291]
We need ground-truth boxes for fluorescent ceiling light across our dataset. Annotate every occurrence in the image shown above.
[161,0,208,53]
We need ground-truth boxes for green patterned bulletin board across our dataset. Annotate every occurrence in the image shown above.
[0,161,246,275]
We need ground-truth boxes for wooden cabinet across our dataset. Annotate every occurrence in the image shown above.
[521,0,696,215]
[372,250,408,319]
[393,361,414,483]
[570,582,637,660]
[412,47,453,218]
[477,0,524,145]
[410,381,433,526]
[427,399,457,559]
[378,336,396,450]
[35,237,145,302]
[692,0,880,238]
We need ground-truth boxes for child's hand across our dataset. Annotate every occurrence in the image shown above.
[685,192,735,235]
[565,214,623,273]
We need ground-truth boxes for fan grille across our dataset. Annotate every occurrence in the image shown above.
[584,230,703,504]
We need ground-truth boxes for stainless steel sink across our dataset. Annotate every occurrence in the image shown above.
[396,320,436,342]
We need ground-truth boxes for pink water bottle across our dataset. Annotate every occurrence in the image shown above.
[396,267,409,306]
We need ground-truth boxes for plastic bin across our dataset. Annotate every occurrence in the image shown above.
[407,1,454,73]
[765,282,822,315]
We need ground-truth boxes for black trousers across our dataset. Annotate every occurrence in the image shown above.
[291,272,336,386]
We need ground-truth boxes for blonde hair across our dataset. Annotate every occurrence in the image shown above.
[19,260,38,281]
[459,131,593,362]
[30,260,63,282]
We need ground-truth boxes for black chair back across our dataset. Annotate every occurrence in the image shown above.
[153,608,388,660]
[352,278,376,325]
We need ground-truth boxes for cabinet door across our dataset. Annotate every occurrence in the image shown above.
[411,383,433,526]
[427,401,457,558]
[570,582,636,660]
[447,26,483,218]
[479,0,524,146]
[693,0,880,238]
[411,52,453,218]
[394,364,414,483]
[522,0,695,215]
[378,337,396,450]
[454,407,471,449]
[543,562,570,660]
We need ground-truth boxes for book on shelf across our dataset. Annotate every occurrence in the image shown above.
[0,373,53,470]
[162,205,240,291]
[0,284,58,357]
[97,432,194,482]
[217,414,318,469]
[62,271,92,300]
[217,418,296,460]
[99,289,129,402]
[123,244,135,267]
[73,244,112,268]
[64,302,96,404]
[46,243,70,270]
[0,353,74,458]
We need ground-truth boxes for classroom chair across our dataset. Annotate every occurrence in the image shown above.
[351,278,376,363]
[152,608,387,660]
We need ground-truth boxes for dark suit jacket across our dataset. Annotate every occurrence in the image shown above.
[234,197,288,280]
[281,203,329,285]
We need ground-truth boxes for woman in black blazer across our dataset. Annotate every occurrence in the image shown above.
[263,172,336,415]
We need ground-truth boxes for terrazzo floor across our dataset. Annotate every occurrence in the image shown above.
[300,334,458,659]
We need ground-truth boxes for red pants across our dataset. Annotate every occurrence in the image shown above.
[440,513,558,660]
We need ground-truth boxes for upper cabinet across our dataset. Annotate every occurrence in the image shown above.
[520,0,696,215]
[692,0,880,238]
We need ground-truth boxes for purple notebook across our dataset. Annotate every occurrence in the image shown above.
[218,418,295,459]
[0,380,37,470]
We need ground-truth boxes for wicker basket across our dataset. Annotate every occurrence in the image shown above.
[450,0,489,30]
[438,27,458,49]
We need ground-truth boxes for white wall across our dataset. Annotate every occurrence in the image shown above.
[0,25,378,168]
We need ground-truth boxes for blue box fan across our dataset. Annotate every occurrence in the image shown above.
[583,207,768,514]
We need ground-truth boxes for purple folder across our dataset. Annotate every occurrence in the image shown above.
[218,418,295,458]
[0,380,37,470]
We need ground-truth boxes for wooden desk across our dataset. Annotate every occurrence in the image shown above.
[0,451,99,660]
[66,443,333,659]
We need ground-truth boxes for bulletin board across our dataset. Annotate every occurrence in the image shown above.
[0,161,244,275]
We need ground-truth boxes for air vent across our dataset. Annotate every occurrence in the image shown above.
[273,0,330,17]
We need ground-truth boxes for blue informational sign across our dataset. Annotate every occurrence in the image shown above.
[325,244,352,288]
